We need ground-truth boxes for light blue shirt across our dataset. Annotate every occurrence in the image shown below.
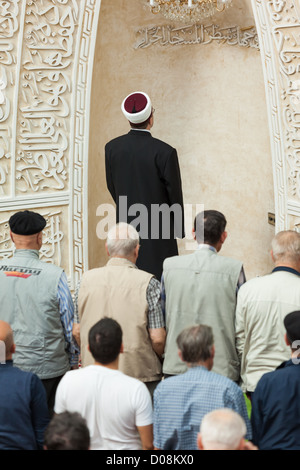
[153,366,252,450]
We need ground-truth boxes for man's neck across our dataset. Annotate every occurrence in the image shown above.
[274,262,300,273]
[14,245,39,251]
[94,359,119,370]
[111,255,137,265]
[188,359,213,371]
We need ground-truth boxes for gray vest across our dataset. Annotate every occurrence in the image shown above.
[163,249,242,381]
[0,249,70,379]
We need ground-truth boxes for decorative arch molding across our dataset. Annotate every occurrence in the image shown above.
[0,0,101,290]
[251,0,300,232]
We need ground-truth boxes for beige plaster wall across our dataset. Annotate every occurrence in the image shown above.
[88,0,275,280]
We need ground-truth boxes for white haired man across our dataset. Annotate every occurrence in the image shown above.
[198,409,257,450]
[76,223,166,396]
[235,230,300,397]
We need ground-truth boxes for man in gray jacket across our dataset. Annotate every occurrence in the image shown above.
[0,210,78,415]
[162,210,245,382]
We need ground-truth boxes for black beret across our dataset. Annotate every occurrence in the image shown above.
[284,311,300,343]
[9,210,46,236]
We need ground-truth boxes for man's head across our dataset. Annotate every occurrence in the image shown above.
[121,92,154,130]
[44,411,90,450]
[193,210,227,251]
[197,409,247,450]
[271,230,300,269]
[9,210,46,250]
[106,222,140,263]
[0,321,15,361]
[176,324,214,369]
[284,311,300,354]
[88,317,123,365]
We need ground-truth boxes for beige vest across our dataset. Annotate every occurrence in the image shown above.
[78,257,162,382]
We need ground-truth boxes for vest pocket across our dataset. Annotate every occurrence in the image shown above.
[14,332,44,370]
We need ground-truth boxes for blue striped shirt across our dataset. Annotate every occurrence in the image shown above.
[153,366,252,450]
[57,272,79,366]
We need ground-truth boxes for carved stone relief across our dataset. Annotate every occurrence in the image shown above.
[252,0,300,231]
[0,0,101,290]
[135,23,259,49]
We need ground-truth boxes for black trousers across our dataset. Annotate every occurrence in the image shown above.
[42,375,64,418]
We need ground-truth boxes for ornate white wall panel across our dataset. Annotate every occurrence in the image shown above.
[252,0,300,232]
[0,0,101,289]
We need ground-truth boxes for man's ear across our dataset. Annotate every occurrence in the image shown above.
[37,232,43,247]
[178,349,183,362]
[192,228,196,241]
[284,333,291,347]
[220,231,227,244]
[271,250,275,262]
[105,242,110,257]
[197,433,204,450]
[120,343,124,354]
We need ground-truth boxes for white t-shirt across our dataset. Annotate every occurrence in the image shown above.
[54,365,153,450]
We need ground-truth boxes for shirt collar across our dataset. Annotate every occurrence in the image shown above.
[197,244,217,253]
[14,249,40,259]
[129,128,151,133]
[0,360,13,368]
[106,257,137,269]
[272,266,300,276]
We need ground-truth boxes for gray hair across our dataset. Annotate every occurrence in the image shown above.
[106,223,139,257]
[271,230,300,263]
[200,409,246,450]
[176,325,214,364]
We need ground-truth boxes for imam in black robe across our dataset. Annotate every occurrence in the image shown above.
[105,129,185,281]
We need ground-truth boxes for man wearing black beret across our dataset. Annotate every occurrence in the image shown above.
[251,310,300,450]
[0,210,79,416]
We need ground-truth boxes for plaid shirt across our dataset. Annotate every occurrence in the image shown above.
[154,366,252,450]
[73,272,165,330]
[57,272,80,366]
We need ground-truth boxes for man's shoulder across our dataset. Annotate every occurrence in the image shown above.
[163,253,194,270]
[163,251,242,270]
[105,133,128,147]
[3,363,40,383]
[256,360,295,389]
[218,253,243,268]
[238,272,276,294]
[150,136,175,152]
[155,369,241,397]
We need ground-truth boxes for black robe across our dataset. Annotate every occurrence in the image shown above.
[105,129,185,280]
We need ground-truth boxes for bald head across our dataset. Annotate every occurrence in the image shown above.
[198,409,247,450]
[0,322,15,360]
